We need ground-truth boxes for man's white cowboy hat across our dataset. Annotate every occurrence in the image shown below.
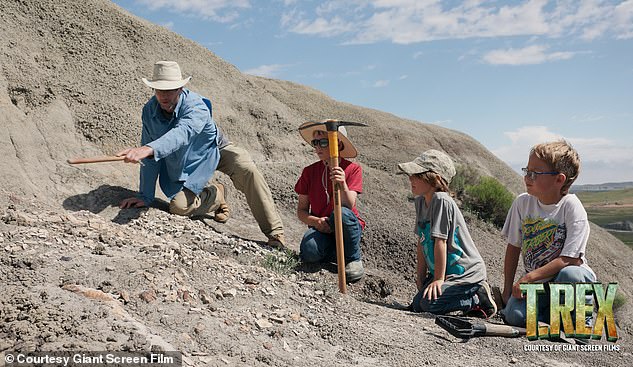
[142,61,192,90]
[298,121,358,158]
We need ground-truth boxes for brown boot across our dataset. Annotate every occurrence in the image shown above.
[266,233,285,249]
[212,184,229,223]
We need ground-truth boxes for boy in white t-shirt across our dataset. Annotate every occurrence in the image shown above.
[501,140,596,326]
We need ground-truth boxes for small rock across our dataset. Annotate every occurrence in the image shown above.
[165,291,178,303]
[199,290,213,304]
[244,277,260,285]
[139,290,157,303]
[151,344,166,353]
[119,290,130,303]
[60,256,72,261]
[263,342,273,350]
[222,288,237,298]
[510,357,518,364]
[256,319,273,329]
[92,243,106,255]
[193,323,206,334]
[105,266,115,272]
[190,352,209,357]
[283,341,292,352]
[181,290,192,302]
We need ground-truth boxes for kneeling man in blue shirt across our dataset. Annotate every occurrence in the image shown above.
[118,61,227,220]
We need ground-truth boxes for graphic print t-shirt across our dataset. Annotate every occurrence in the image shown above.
[414,192,486,286]
[502,193,595,282]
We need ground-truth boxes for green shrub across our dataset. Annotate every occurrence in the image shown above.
[262,249,299,275]
[463,176,514,228]
[450,164,481,198]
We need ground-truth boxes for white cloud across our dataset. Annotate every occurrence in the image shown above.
[398,74,408,80]
[493,126,633,184]
[243,64,290,78]
[282,15,355,37]
[482,45,575,65]
[280,1,631,44]
[136,0,250,23]
[614,0,633,39]
[373,79,390,87]
[161,21,175,30]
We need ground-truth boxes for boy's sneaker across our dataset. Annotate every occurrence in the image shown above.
[345,260,364,283]
[468,281,497,319]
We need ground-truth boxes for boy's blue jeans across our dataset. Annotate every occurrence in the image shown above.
[299,207,362,264]
[502,265,596,327]
[412,275,481,314]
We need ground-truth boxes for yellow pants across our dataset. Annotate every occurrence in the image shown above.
[169,184,224,217]
[216,144,284,237]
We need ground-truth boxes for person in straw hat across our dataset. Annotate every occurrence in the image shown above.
[119,61,285,248]
[398,149,496,317]
[294,122,365,282]
[118,61,228,221]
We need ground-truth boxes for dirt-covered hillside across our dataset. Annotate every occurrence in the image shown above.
[1,1,631,366]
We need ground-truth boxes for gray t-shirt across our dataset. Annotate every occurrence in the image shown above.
[414,192,487,286]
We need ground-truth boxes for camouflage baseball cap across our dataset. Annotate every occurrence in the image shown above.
[397,149,456,184]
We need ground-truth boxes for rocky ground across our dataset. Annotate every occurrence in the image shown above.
[1,191,631,367]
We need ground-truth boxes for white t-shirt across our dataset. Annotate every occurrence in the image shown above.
[502,193,595,282]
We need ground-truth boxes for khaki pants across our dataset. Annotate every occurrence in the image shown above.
[169,184,223,218]
[217,144,284,237]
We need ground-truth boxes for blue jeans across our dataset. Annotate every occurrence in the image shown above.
[502,265,596,327]
[299,207,362,264]
[412,275,482,314]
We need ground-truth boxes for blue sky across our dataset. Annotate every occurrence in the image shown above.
[113,0,633,185]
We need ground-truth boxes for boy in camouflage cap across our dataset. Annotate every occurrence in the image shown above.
[399,149,496,317]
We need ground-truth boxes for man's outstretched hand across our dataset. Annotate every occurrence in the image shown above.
[116,146,154,164]
[120,197,146,209]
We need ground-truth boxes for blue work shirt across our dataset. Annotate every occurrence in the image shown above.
[138,89,219,204]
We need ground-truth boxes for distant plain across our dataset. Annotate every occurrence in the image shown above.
[577,188,633,247]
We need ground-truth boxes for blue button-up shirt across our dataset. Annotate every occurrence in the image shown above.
[138,89,219,204]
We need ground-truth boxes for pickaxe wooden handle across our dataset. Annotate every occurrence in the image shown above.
[67,156,126,164]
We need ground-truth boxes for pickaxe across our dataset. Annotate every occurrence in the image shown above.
[299,119,367,293]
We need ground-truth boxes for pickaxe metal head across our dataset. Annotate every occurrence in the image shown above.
[299,119,368,132]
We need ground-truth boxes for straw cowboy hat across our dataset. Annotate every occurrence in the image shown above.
[142,61,192,90]
[298,121,358,158]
